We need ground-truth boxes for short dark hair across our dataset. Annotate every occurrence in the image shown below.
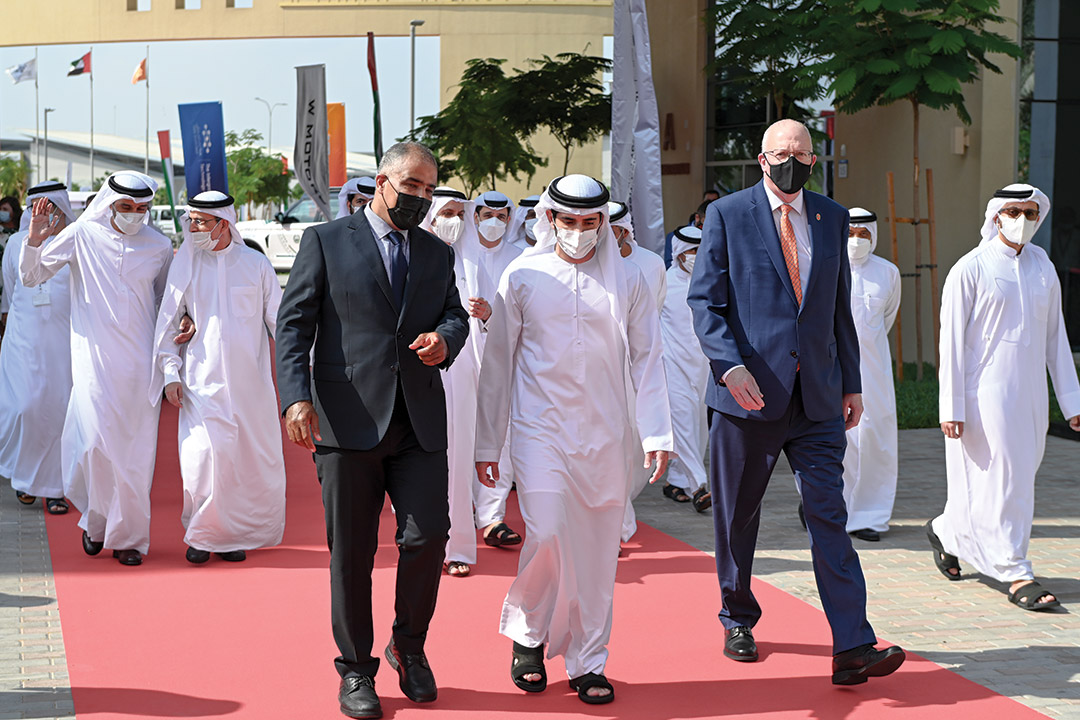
[697,201,711,217]
[0,196,22,227]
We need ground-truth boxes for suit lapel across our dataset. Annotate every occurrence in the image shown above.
[749,182,799,309]
[349,212,395,310]
[802,193,825,306]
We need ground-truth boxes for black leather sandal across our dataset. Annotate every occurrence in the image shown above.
[569,672,614,704]
[511,641,546,693]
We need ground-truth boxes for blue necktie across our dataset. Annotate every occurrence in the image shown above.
[388,230,408,309]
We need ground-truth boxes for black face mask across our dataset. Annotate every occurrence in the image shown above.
[766,155,813,194]
[384,180,432,231]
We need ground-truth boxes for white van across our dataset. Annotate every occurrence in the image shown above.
[236,189,341,272]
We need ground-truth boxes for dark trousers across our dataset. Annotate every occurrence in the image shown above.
[708,377,876,655]
[314,388,450,679]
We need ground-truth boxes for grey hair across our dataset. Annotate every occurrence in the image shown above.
[760,119,812,153]
[377,141,438,178]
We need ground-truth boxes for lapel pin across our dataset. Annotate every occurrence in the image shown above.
[815,213,821,221]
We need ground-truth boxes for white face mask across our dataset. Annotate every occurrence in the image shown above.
[847,236,873,261]
[191,230,219,251]
[112,208,147,235]
[477,216,507,243]
[433,216,464,245]
[998,213,1038,246]
[681,254,697,274]
[555,226,599,259]
[524,217,538,240]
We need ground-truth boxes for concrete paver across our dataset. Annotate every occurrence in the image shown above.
[634,428,1080,718]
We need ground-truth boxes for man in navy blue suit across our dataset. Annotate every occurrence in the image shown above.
[688,119,904,685]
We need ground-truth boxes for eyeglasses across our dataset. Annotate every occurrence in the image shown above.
[189,216,220,229]
[999,207,1040,221]
[764,150,813,164]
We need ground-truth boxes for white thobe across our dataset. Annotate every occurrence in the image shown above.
[470,240,523,532]
[475,250,672,678]
[933,239,1080,582]
[0,233,72,498]
[621,241,667,541]
[21,221,172,553]
[660,265,710,494]
[843,253,901,532]
[152,241,286,553]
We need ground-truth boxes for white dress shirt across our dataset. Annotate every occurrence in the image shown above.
[364,205,411,281]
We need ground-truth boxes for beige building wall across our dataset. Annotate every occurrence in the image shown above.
[833,0,1021,373]
[648,0,708,227]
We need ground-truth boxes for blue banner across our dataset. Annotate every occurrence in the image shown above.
[178,101,228,197]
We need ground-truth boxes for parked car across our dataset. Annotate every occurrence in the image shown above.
[236,189,341,271]
[151,205,188,247]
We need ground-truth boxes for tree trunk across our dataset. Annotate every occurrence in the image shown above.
[563,144,572,176]
[911,97,924,381]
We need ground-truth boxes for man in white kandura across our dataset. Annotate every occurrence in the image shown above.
[0,183,77,514]
[660,224,711,512]
[511,195,540,249]
[21,171,173,566]
[336,176,377,219]
[469,191,525,552]
[420,187,521,578]
[838,208,900,542]
[150,191,286,564]
[930,183,1080,612]
[609,200,668,543]
[474,175,672,705]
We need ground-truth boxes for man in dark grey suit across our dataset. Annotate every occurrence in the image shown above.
[276,142,469,719]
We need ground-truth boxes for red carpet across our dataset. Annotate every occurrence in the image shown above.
[45,404,1047,719]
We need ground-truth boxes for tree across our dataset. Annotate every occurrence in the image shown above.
[225,129,293,217]
[706,0,830,121]
[511,53,613,175]
[408,58,545,196]
[813,0,1022,377]
[0,155,31,198]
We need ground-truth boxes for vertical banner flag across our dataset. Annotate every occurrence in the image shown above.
[158,130,181,233]
[367,32,384,163]
[294,65,332,221]
[5,58,36,84]
[611,0,665,254]
[327,102,347,187]
[178,101,228,197]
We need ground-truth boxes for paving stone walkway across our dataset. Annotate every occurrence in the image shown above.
[635,428,1080,719]
[1,428,1076,719]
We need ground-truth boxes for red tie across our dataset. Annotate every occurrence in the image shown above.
[780,204,802,306]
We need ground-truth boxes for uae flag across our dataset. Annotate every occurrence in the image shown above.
[68,51,91,77]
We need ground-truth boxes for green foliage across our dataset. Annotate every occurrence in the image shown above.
[706,0,831,120]
[407,58,546,197]
[814,0,1022,125]
[511,53,613,175]
[225,129,293,213]
[895,362,939,429]
[0,155,32,198]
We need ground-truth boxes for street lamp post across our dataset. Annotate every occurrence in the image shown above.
[410,19,425,134]
[43,108,56,182]
[254,97,287,153]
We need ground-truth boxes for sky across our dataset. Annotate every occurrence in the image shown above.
[0,35,441,155]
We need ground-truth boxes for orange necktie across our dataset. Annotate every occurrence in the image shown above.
[780,204,802,306]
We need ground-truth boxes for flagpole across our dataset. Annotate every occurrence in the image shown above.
[145,46,150,175]
[89,49,95,184]
[35,47,40,180]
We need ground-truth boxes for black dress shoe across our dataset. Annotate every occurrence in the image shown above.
[81,530,104,556]
[215,550,246,562]
[113,549,142,566]
[186,547,211,564]
[385,639,437,703]
[850,528,881,542]
[723,626,758,662]
[832,643,905,685]
[338,676,381,719]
